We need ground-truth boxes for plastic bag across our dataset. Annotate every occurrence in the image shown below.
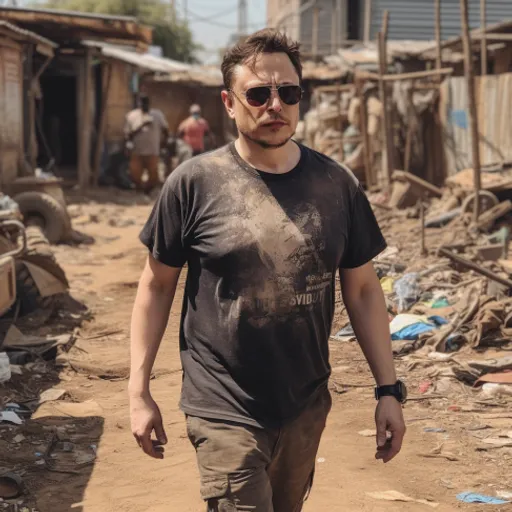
[393,273,421,312]
[0,352,11,383]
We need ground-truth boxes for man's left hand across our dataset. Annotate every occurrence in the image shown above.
[375,396,406,463]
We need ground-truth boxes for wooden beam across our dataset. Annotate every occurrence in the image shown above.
[378,11,393,186]
[357,78,372,188]
[480,0,487,75]
[92,61,113,186]
[473,33,512,41]
[381,67,454,81]
[78,48,93,190]
[393,170,444,197]
[460,0,482,222]
[364,0,372,43]
[435,0,442,75]
[312,1,320,58]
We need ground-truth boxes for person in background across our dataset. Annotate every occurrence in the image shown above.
[177,104,213,156]
[124,94,168,193]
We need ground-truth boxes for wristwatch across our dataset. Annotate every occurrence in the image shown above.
[375,380,407,404]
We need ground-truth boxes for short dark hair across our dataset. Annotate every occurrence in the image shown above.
[221,29,302,90]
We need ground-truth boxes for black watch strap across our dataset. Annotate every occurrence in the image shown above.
[375,380,407,403]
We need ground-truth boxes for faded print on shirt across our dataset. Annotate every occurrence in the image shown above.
[140,143,386,427]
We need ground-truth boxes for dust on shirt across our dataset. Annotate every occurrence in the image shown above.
[139,143,386,428]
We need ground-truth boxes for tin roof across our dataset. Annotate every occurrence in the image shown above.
[0,20,56,51]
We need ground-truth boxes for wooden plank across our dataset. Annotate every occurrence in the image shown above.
[378,10,393,186]
[393,170,444,198]
[381,68,453,82]
[473,33,512,41]
[92,61,113,186]
[480,0,487,75]
[460,0,482,221]
[357,77,372,187]
[435,0,442,76]
[78,49,93,190]
[364,0,372,43]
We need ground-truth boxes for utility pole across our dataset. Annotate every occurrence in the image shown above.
[312,0,320,58]
[331,0,338,54]
[460,0,482,221]
[238,0,248,38]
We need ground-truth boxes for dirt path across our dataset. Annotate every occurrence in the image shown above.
[38,193,509,512]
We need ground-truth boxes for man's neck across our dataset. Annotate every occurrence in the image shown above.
[235,136,301,175]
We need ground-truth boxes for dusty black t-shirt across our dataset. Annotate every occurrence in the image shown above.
[140,142,386,428]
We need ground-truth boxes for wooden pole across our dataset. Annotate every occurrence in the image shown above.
[92,61,113,186]
[420,198,427,256]
[435,0,442,74]
[364,0,372,43]
[480,0,487,75]
[78,48,93,190]
[378,10,393,186]
[460,0,482,221]
[357,78,372,188]
[312,1,320,58]
[331,0,337,54]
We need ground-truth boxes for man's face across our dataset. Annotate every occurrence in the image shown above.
[222,52,301,149]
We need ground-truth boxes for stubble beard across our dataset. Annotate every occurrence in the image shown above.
[239,129,295,149]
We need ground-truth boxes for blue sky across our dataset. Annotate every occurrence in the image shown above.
[176,0,267,64]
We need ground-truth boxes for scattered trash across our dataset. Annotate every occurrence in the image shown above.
[390,314,447,341]
[424,428,446,433]
[431,297,450,309]
[480,383,512,399]
[38,388,67,404]
[394,273,421,312]
[0,352,11,383]
[0,409,23,425]
[456,492,510,505]
[32,400,103,419]
[316,457,326,463]
[12,434,25,443]
[0,473,23,499]
[358,430,376,437]
[367,490,439,508]
[496,491,512,500]
[419,381,433,394]
[330,323,355,342]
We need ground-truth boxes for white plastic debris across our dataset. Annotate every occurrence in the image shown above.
[0,353,11,383]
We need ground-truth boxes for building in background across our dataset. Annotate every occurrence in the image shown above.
[267,0,346,57]
[267,0,512,56]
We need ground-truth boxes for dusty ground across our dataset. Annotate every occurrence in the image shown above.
[2,188,511,512]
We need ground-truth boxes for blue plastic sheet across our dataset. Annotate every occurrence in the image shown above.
[391,316,448,341]
[456,492,510,504]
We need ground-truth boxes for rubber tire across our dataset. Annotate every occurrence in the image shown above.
[13,191,68,244]
[15,226,68,315]
[461,190,499,215]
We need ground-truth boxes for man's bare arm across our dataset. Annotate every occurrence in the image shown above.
[339,262,395,385]
[129,254,182,396]
[129,254,182,459]
[340,262,405,463]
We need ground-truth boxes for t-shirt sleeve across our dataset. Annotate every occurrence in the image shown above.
[139,180,187,267]
[340,185,387,269]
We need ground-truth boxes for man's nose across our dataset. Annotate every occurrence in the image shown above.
[267,90,282,113]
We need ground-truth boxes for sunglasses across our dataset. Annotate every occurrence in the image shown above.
[238,85,303,107]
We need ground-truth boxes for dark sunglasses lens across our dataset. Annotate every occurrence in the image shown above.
[279,86,302,105]
[246,87,271,107]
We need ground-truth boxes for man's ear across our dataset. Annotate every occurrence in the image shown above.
[221,90,236,119]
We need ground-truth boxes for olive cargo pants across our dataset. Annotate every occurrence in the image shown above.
[186,388,331,512]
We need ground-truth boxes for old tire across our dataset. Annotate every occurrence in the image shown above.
[15,226,68,315]
[461,190,499,216]
[13,191,68,244]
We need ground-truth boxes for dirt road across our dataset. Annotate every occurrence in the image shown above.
[36,191,509,512]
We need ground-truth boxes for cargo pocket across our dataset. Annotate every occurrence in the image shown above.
[202,475,237,512]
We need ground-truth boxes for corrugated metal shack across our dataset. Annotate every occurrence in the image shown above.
[0,20,55,186]
[0,6,152,188]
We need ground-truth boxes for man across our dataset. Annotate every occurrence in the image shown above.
[124,94,168,193]
[130,29,406,511]
[177,104,213,156]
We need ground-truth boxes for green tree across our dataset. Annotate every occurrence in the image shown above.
[39,0,201,62]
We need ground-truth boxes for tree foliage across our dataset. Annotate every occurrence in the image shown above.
[39,0,201,62]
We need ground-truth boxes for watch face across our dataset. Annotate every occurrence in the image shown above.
[398,380,408,403]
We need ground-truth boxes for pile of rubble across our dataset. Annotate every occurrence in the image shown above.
[341,169,512,398]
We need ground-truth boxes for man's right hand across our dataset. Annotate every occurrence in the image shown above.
[130,393,168,459]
